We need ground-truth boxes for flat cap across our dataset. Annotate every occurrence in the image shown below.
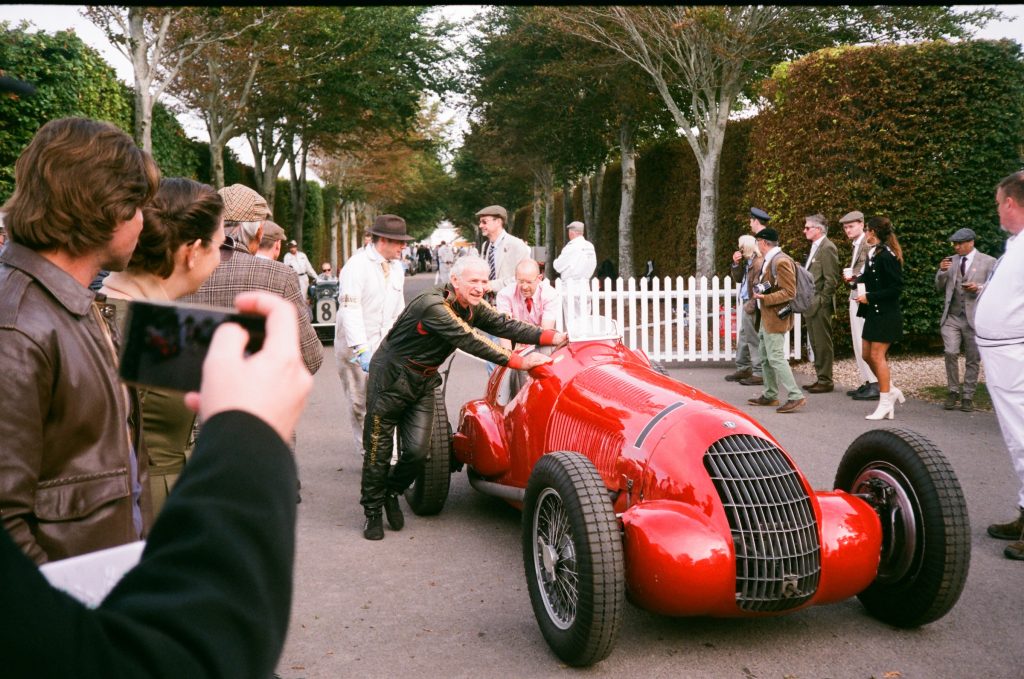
[949,227,977,243]
[261,221,285,242]
[475,205,508,222]
[566,220,585,232]
[218,184,270,222]
[755,227,779,242]
[839,210,864,224]
[750,207,771,222]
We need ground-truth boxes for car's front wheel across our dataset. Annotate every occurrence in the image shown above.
[834,428,970,627]
[522,452,624,667]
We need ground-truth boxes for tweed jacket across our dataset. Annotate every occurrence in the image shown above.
[730,252,764,314]
[935,249,997,328]
[756,249,798,334]
[844,234,871,302]
[805,236,841,319]
[483,231,532,294]
[180,239,323,374]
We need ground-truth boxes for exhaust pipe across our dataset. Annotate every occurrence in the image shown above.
[467,469,525,503]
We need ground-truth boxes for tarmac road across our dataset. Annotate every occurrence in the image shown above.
[276,272,1022,679]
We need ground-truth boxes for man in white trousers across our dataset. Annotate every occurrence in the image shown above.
[977,170,1024,562]
[839,211,879,401]
[552,220,596,331]
[335,215,411,455]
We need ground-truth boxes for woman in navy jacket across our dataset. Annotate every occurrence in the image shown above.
[856,216,905,420]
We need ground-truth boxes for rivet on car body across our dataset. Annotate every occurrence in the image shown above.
[723,421,737,429]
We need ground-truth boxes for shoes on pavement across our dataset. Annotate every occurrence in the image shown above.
[739,375,764,386]
[806,381,834,394]
[384,492,405,531]
[725,369,752,382]
[960,398,974,413]
[988,508,1024,540]
[846,382,869,397]
[1005,540,1024,560]
[363,512,384,541]
[852,382,880,401]
[747,395,779,406]
[944,392,959,410]
[776,398,806,414]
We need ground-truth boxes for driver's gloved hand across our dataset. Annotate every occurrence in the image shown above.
[350,345,372,373]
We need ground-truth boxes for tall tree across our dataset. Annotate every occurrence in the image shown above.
[82,6,264,154]
[546,5,999,276]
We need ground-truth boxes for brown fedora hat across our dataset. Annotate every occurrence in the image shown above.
[368,214,414,241]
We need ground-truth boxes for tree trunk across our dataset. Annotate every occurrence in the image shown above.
[209,134,226,190]
[128,8,153,153]
[532,180,542,247]
[618,121,636,279]
[248,122,287,212]
[561,179,572,227]
[543,167,555,281]
[581,175,593,232]
[592,162,605,250]
[693,121,726,277]
[288,141,309,249]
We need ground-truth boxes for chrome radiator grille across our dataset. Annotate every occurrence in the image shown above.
[703,435,821,612]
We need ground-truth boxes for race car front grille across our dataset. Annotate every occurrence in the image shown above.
[703,435,821,612]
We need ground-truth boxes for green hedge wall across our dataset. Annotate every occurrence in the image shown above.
[746,39,1024,349]
[272,178,328,264]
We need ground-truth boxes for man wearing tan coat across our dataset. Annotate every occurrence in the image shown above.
[747,228,805,414]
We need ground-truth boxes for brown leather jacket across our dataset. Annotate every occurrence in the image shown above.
[0,243,150,564]
[755,249,797,335]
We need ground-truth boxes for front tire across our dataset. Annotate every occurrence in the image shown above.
[522,452,624,667]
[404,386,452,515]
[834,428,970,627]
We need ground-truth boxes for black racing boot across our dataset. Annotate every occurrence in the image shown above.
[363,512,384,540]
[384,492,405,531]
[988,507,1024,540]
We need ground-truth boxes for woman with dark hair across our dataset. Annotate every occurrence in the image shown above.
[855,216,905,420]
[101,178,225,513]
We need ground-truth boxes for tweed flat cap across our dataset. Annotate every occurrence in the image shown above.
[839,210,864,224]
[475,205,508,222]
[566,221,585,232]
[949,227,976,243]
[219,184,270,222]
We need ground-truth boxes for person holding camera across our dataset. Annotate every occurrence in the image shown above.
[2,290,312,678]
[935,228,996,412]
[747,228,806,414]
[855,217,905,420]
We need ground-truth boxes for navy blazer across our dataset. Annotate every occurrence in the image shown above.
[856,245,902,320]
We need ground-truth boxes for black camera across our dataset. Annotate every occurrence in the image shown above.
[776,305,793,320]
[752,281,773,295]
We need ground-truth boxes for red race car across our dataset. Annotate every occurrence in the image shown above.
[404,317,970,667]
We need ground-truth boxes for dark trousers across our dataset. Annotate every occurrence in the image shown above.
[359,350,440,513]
[806,305,834,385]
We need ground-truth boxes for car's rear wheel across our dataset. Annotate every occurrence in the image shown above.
[834,428,970,627]
[522,452,624,667]
[404,386,452,515]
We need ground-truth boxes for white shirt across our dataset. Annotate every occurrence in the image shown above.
[975,233,1024,346]
[284,251,317,279]
[553,236,597,281]
[335,244,406,352]
[805,237,822,267]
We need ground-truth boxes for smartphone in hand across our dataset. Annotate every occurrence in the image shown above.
[118,300,265,393]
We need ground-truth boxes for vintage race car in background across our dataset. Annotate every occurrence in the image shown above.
[308,279,339,344]
[404,317,971,667]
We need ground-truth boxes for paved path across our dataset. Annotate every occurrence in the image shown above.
[276,273,1022,678]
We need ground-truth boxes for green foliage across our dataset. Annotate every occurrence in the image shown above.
[0,22,131,199]
[746,39,1024,348]
[148,101,202,179]
[273,178,327,263]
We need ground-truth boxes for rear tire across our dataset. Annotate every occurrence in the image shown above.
[522,452,624,667]
[404,386,452,515]
[834,428,970,627]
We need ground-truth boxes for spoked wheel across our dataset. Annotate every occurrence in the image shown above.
[522,452,624,667]
[835,428,970,627]
[404,386,452,516]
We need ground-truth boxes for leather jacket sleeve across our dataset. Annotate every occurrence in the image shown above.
[419,298,516,365]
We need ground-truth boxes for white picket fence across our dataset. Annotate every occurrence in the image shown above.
[553,276,805,363]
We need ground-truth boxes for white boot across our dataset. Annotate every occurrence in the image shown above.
[866,391,894,420]
[890,386,906,404]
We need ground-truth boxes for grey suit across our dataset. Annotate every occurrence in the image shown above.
[935,250,997,397]
[805,237,841,385]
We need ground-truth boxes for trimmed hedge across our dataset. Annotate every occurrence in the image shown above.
[746,39,1024,348]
